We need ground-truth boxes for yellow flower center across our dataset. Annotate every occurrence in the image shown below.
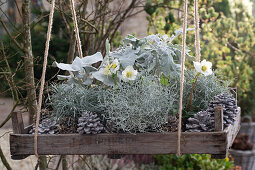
[201,65,207,72]
[103,65,111,75]
[126,71,133,78]
[111,63,117,69]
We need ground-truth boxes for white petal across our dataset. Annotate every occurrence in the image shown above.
[204,69,213,76]
[205,61,212,69]
[113,59,119,64]
[125,65,134,70]
[201,59,207,65]
[193,61,202,73]
[133,70,138,76]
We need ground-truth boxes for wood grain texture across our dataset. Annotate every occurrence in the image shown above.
[10,108,241,159]
[10,132,226,156]
[225,107,241,149]
[214,106,223,132]
[11,112,24,134]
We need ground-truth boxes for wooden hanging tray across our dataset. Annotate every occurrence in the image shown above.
[10,107,240,160]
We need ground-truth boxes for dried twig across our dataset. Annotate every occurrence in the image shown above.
[0,16,24,52]
[0,146,12,170]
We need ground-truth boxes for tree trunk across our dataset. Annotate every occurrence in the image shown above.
[67,32,76,64]
[22,1,48,169]
[22,0,37,124]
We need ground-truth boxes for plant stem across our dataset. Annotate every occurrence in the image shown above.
[38,156,47,170]
[62,156,68,170]
[0,146,12,170]
[112,73,117,86]
[186,73,199,111]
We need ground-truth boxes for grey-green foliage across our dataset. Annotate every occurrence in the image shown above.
[111,29,193,77]
[167,70,231,114]
[191,71,231,111]
[49,84,100,121]
[98,75,178,133]
[53,52,103,85]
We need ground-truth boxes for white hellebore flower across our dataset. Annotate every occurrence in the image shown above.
[193,59,213,76]
[122,66,138,81]
[110,59,119,74]
[103,63,111,75]
[103,59,120,75]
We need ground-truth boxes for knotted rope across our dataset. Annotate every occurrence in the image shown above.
[34,0,56,157]
[70,0,83,58]
[177,0,188,156]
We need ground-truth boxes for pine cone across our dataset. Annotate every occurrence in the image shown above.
[186,111,214,132]
[207,93,238,128]
[29,118,59,134]
[162,116,178,132]
[186,93,238,132]
[77,111,104,134]
[32,109,51,123]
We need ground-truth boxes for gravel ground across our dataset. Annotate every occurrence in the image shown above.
[0,128,37,170]
[0,98,37,170]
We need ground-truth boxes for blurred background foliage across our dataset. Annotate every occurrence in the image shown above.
[154,154,234,170]
[145,0,255,117]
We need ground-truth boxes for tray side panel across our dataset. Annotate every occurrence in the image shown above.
[10,132,227,156]
[225,107,241,149]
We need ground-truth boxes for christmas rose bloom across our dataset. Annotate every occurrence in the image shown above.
[103,59,120,75]
[193,59,212,76]
[122,66,138,81]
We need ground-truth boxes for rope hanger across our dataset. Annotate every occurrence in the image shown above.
[34,0,83,157]
[34,0,56,157]
[70,0,83,58]
[177,0,188,157]
[177,0,201,156]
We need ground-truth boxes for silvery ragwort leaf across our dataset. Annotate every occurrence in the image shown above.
[53,52,103,86]
[105,39,110,56]
[111,45,140,68]
[53,57,83,72]
[53,52,103,72]
[57,75,72,80]
[122,34,138,44]
[81,52,103,66]
[168,28,195,42]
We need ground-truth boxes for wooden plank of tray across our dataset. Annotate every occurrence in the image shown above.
[212,107,241,159]
[225,107,241,149]
[10,131,227,156]
[10,108,240,159]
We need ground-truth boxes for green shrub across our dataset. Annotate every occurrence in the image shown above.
[98,75,177,133]
[49,84,100,121]
[154,154,234,170]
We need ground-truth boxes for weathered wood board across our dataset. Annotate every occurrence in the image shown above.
[9,108,240,160]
